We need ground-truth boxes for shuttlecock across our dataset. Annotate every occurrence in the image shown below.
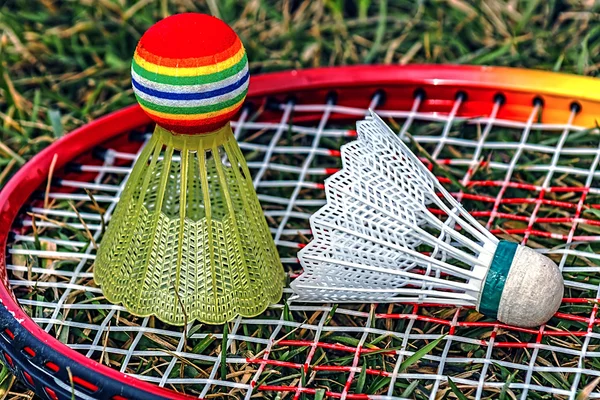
[291,111,563,328]
[94,13,284,325]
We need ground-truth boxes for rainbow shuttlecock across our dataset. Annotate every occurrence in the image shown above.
[94,13,285,325]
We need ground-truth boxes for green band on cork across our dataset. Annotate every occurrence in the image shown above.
[478,240,518,319]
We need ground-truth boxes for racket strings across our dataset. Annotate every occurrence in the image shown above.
[7,92,600,399]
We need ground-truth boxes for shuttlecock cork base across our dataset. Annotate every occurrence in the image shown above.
[478,242,563,327]
[94,13,284,325]
[292,111,564,328]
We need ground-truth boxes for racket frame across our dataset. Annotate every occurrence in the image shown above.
[0,65,598,399]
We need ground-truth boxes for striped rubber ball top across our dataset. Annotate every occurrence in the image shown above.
[131,13,249,134]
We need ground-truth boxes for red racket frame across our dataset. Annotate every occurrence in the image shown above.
[1,65,599,399]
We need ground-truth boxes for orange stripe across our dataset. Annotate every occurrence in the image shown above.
[135,38,242,68]
[146,107,239,125]
[147,108,240,134]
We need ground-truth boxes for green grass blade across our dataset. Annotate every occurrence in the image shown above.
[399,335,446,372]
[447,378,468,400]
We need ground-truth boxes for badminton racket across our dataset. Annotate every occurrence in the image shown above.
[1,65,600,399]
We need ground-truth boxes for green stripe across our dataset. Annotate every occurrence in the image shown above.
[135,88,248,115]
[132,53,248,86]
[478,240,517,319]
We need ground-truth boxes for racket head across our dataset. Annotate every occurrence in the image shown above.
[1,65,600,399]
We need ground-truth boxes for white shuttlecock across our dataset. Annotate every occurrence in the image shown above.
[291,111,564,328]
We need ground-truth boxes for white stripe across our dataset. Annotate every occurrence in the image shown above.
[133,78,249,108]
[131,62,248,94]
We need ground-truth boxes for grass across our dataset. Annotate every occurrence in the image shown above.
[1,0,600,399]
[1,0,599,186]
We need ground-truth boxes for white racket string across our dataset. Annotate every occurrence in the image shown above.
[6,93,600,399]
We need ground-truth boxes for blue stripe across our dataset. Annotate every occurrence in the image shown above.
[131,70,250,101]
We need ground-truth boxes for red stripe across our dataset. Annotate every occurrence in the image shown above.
[145,108,241,134]
[257,386,370,399]
[277,340,393,355]
[564,298,596,303]
[429,208,600,226]
[45,388,58,400]
[73,376,99,392]
[137,13,238,60]
[315,365,390,377]
[136,37,242,68]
